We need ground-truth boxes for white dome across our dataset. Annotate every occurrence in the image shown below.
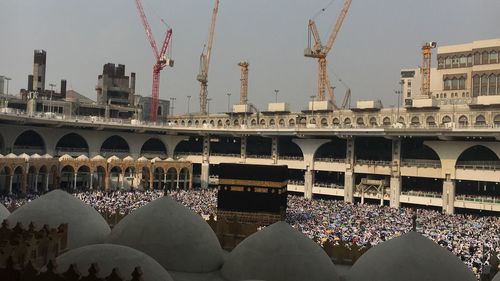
[56,244,174,281]
[5,153,17,158]
[123,156,134,161]
[0,154,4,158]
[76,155,89,161]
[91,155,106,161]
[107,196,224,273]
[221,222,340,281]
[166,157,174,161]
[346,232,476,281]
[0,203,10,221]
[7,190,110,249]
[59,154,73,161]
[137,156,149,162]
[42,154,53,159]
[18,153,30,160]
[31,153,41,159]
[151,157,162,163]
[107,155,121,163]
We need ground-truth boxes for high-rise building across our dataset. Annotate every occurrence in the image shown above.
[32,50,47,92]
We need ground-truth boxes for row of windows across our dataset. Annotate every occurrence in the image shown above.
[438,50,499,69]
[436,92,470,99]
[472,74,500,96]
[443,77,466,90]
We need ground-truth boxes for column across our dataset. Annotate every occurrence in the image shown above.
[45,173,50,191]
[149,172,154,190]
[121,173,125,190]
[34,173,39,193]
[344,137,355,203]
[163,172,167,190]
[240,136,247,162]
[272,136,278,164]
[200,135,210,188]
[90,172,94,190]
[390,139,402,208]
[442,179,456,215]
[8,174,13,195]
[73,172,77,191]
[105,172,110,191]
[304,168,313,199]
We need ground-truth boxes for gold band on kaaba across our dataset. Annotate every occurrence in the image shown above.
[219,179,287,188]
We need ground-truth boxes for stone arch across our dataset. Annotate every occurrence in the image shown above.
[475,114,486,125]
[426,116,436,126]
[181,120,185,126]
[369,117,377,127]
[101,135,130,156]
[269,119,275,126]
[410,116,420,126]
[234,119,240,126]
[320,118,328,127]
[195,120,200,126]
[177,167,189,189]
[210,120,215,126]
[279,119,285,126]
[0,166,12,195]
[251,119,257,126]
[332,118,340,126]
[56,133,89,156]
[441,115,451,124]
[278,137,304,159]
[314,138,347,160]
[494,114,500,126]
[141,138,167,158]
[166,167,177,190]
[456,145,499,165]
[458,115,468,126]
[382,117,391,126]
[77,165,91,191]
[13,130,46,155]
[109,166,123,191]
[344,117,351,125]
[27,166,37,193]
[141,166,151,190]
[60,165,75,191]
[260,119,266,126]
[217,120,223,127]
[153,167,164,190]
[12,166,24,194]
[94,166,106,190]
[289,119,296,126]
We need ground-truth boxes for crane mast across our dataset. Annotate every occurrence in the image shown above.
[421,42,437,98]
[238,61,249,105]
[304,0,352,108]
[197,0,220,114]
[134,0,173,122]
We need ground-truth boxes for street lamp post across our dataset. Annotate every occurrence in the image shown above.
[170,97,176,116]
[187,95,191,115]
[207,98,212,116]
[310,95,315,124]
[226,93,231,112]
[274,89,279,103]
[4,77,11,95]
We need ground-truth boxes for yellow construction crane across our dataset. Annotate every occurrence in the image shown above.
[238,61,249,105]
[197,0,220,114]
[421,42,437,98]
[304,0,352,109]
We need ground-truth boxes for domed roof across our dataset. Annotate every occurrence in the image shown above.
[346,232,476,281]
[5,153,17,158]
[56,244,174,281]
[221,222,339,281]
[18,153,30,160]
[151,157,162,163]
[493,271,500,281]
[107,196,223,273]
[107,155,121,163]
[0,203,10,221]
[123,156,134,161]
[42,154,53,159]
[166,157,174,161]
[91,155,105,161]
[76,155,89,161]
[137,156,149,162]
[59,154,73,161]
[31,153,41,159]
[7,190,110,249]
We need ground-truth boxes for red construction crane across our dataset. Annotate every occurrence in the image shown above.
[134,0,174,122]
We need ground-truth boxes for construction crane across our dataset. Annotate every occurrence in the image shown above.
[197,0,220,114]
[134,0,174,122]
[304,0,352,109]
[421,42,437,98]
[238,61,249,105]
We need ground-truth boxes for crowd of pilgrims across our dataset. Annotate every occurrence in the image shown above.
[1,188,499,277]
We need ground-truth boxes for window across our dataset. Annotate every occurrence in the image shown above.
[407,90,411,97]
[475,115,486,125]
[442,116,451,124]
[467,55,473,66]
[444,79,451,90]
[451,78,458,90]
[459,77,466,90]
[474,52,481,65]
[38,76,42,82]
[482,51,489,64]
[458,115,468,126]
[491,51,498,64]
[445,57,452,68]
[452,57,459,68]
[481,75,488,95]
[459,56,467,67]
[438,58,445,69]
[489,75,497,95]
[472,75,480,97]
[408,81,412,87]
[383,117,391,126]
[426,116,436,126]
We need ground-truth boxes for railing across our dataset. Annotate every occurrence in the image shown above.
[455,161,500,170]
[455,195,500,204]
[315,157,346,163]
[174,152,202,157]
[401,191,442,198]
[210,153,240,157]
[313,182,344,189]
[278,155,304,161]
[246,154,273,159]
[355,159,392,166]
[401,159,442,168]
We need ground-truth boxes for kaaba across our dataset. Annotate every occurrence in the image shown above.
[217,163,288,225]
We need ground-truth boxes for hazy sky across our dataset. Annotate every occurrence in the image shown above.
[1,0,499,113]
